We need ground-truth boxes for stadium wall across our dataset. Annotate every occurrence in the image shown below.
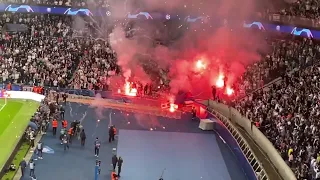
[0,91,44,178]
[205,100,296,180]
[193,102,258,180]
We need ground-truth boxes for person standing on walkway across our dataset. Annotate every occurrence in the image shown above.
[117,156,123,177]
[112,154,118,171]
[60,127,66,144]
[56,93,60,104]
[68,127,73,144]
[109,126,115,143]
[191,107,196,120]
[62,119,68,129]
[80,129,86,146]
[60,105,65,119]
[52,119,58,136]
[94,137,101,157]
[30,130,35,152]
[19,158,27,177]
[37,141,43,159]
[29,159,35,177]
[63,134,69,151]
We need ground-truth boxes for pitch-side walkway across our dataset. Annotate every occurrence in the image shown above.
[13,133,42,180]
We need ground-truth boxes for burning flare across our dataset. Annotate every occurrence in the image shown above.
[196,60,206,70]
[169,103,178,112]
[118,82,137,96]
[216,74,224,88]
[226,87,234,96]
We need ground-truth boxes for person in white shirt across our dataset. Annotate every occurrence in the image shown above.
[29,159,35,177]
[30,130,35,152]
[37,142,43,159]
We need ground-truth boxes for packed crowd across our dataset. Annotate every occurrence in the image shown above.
[239,37,320,95]
[0,13,119,90]
[1,3,320,178]
[25,96,54,147]
[279,0,320,19]
[70,38,118,90]
[235,37,320,179]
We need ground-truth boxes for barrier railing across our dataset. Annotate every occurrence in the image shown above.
[205,100,296,180]
[205,107,268,180]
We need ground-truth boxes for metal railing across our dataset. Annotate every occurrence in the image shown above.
[208,108,268,180]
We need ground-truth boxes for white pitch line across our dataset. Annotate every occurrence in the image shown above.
[0,98,7,112]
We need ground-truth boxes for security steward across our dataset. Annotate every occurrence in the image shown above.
[68,127,74,144]
[52,119,58,136]
[62,119,68,129]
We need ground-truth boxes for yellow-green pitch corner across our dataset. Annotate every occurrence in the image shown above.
[0,98,40,179]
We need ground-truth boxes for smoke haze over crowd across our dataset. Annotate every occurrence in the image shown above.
[104,0,267,98]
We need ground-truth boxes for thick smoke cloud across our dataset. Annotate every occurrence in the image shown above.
[105,0,266,98]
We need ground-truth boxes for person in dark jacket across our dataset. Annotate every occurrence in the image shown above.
[109,126,115,143]
[94,137,101,157]
[191,107,196,120]
[80,129,86,146]
[117,156,123,177]
[62,93,67,103]
[112,154,118,171]
[19,158,27,177]
[60,105,65,119]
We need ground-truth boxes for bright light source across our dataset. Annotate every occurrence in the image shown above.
[124,82,137,96]
[169,103,178,112]
[226,87,234,96]
[216,74,224,88]
[196,60,206,69]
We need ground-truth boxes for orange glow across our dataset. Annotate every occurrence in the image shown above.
[169,103,178,112]
[196,60,206,70]
[123,82,137,96]
[226,87,234,96]
[216,74,224,88]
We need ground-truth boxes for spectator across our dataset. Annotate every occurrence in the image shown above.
[279,1,320,20]
[238,37,320,96]
[235,63,320,179]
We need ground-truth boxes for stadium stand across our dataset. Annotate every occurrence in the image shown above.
[239,37,320,94]
[279,0,320,19]
[235,37,320,179]
[1,0,320,179]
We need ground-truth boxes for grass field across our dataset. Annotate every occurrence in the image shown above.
[0,98,40,179]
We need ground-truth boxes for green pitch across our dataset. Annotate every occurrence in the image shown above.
[0,99,40,172]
